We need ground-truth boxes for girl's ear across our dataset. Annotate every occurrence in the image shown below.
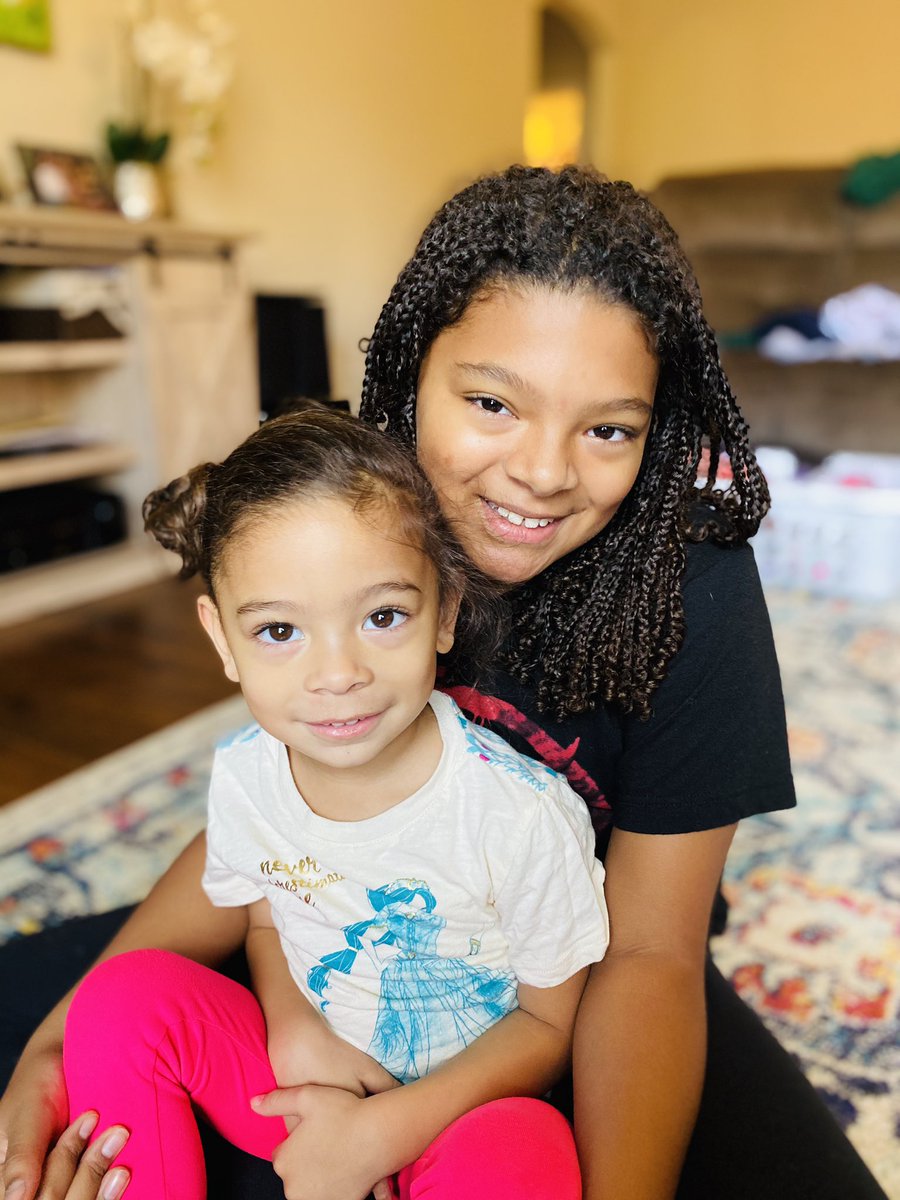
[436,589,461,655]
[197,595,240,683]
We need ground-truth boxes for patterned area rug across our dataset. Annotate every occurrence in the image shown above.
[714,591,900,1198]
[0,697,249,937]
[0,591,898,1195]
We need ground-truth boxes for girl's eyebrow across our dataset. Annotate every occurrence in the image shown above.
[591,397,654,417]
[355,581,423,602]
[236,599,299,616]
[455,360,535,394]
[235,582,422,618]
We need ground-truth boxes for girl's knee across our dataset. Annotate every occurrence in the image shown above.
[443,1096,573,1147]
[404,1098,580,1199]
[67,949,203,1031]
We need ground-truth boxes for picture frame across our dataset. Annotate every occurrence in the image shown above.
[16,145,117,212]
[0,1,52,53]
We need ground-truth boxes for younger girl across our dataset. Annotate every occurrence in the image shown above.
[61,408,610,1200]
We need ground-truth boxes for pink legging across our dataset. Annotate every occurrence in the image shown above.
[64,950,581,1200]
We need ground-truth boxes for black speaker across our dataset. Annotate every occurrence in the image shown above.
[255,294,333,418]
[0,483,126,574]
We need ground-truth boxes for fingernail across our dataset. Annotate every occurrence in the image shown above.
[100,1127,129,1159]
[249,1094,263,1107]
[102,1167,130,1200]
[5,1182,25,1200]
[78,1110,99,1138]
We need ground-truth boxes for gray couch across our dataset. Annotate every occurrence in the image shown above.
[651,167,900,457]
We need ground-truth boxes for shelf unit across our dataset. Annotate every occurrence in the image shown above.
[0,204,258,626]
[0,339,131,374]
[0,443,137,492]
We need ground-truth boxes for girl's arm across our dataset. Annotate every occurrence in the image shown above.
[0,831,245,1200]
[255,967,590,1194]
[245,898,321,1080]
[574,823,736,1200]
[245,901,397,1099]
[370,967,589,1162]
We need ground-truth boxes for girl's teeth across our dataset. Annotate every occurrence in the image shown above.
[330,719,359,727]
[493,503,551,529]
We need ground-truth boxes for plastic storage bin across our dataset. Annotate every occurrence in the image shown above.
[751,452,900,601]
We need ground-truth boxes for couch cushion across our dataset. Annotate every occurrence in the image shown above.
[652,168,846,253]
[690,249,842,331]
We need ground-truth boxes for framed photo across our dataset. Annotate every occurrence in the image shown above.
[0,1,51,52]
[17,146,117,212]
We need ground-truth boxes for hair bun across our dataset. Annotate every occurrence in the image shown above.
[143,464,213,578]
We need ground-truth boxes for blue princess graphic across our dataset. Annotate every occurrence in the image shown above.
[307,879,517,1082]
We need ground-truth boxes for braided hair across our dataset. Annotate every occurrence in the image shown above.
[359,164,769,719]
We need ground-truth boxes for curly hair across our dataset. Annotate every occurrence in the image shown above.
[142,407,504,682]
[359,164,770,719]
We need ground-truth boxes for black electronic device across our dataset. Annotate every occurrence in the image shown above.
[255,294,334,418]
[0,483,127,574]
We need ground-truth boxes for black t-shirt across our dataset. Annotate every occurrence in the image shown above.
[441,538,796,862]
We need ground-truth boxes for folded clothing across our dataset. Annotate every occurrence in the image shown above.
[758,283,900,363]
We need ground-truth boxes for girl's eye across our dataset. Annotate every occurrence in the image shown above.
[364,608,408,631]
[469,395,510,416]
[257,623,301,644]
[587,425,631,443]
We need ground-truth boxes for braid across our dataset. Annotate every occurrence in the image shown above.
[684,297,771,542]
[360,165,770,719]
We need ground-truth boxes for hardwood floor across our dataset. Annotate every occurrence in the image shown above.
[0,577,237,807]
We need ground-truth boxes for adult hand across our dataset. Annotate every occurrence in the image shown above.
[0,1041,132,1200]
[0,1039,68,1200]
[1,1105,130,1200]
[252,1085,395,1200]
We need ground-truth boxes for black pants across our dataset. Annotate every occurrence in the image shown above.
[0,909,887,1200]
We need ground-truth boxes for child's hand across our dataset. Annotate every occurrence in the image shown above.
[251,1085,394,1200]
[268,1021,399,1099]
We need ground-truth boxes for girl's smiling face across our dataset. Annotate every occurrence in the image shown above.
[415,285,658,585]
[197,496,457,813]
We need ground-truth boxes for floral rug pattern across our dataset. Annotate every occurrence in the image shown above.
[1,592,898,1195]
[0,698,248,939]
[714,591,900,1197]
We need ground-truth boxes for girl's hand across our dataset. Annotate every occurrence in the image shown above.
[252,1085,394,1200]
[268,1022,399,1100]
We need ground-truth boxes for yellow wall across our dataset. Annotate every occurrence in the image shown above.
[0,0,612,404]
[0,1,118,169]
[179,0,542,402]
[1,0,897,399]
[610,0,900,188]
[0,0,548,402]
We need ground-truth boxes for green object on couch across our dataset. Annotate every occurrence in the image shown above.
[843,151,900,207]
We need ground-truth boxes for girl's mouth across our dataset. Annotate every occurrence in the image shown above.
[481,498,562,543]
[306,712,382,740]
[487,500,554,529]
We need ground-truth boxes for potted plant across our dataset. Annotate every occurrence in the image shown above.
[108,1,234,221]
[107,123,170,220]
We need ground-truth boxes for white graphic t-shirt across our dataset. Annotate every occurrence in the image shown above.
[202,691,609,1083]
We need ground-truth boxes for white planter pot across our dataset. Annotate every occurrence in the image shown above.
[113,161,165,221]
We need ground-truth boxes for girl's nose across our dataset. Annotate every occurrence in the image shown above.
[304,639,373,694]
[505,427,577,497]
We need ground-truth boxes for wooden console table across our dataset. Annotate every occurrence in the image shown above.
[0,205,258,626]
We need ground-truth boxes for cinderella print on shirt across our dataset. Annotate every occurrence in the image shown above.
[307,879,517,1083]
